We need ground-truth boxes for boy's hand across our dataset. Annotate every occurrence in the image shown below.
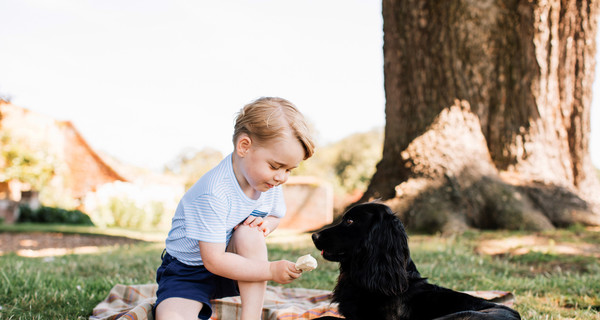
[269,260,302,284]
[235,216,269,236]
[242,216,263,227]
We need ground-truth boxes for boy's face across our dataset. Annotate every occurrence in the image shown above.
[235,132,305,198]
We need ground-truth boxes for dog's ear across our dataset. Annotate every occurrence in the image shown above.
[350,209,410,295]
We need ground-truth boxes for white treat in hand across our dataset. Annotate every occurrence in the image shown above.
[295,254,318,272]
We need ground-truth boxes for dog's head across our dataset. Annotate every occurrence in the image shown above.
[312,202,410,295]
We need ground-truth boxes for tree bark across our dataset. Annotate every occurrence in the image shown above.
[363,0,600,232]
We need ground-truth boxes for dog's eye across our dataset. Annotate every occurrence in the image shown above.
[345,219,354,225]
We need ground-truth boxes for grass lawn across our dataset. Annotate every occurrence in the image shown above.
[0,225,599,319]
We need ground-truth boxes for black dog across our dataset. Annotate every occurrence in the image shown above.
[312,202,521,320]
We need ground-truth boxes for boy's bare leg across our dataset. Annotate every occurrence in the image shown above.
[229,225,268,320]
[155,297,203,320]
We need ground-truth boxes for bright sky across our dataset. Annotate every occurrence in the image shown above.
[0,0,598,171]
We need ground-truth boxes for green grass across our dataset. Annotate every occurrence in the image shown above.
[1,226,599,319]
[409,232,600,320]
[0,242,161,319]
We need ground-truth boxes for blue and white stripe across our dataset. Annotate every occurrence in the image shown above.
[165,153,286,266]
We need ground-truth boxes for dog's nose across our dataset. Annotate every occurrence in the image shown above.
[311,233,320,242]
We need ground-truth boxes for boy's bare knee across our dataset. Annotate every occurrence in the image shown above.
[229,225,267,259]
[155,297,203,320]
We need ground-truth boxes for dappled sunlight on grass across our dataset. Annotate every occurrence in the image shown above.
[475,235,600,258]
[518,292,600,319]
[16,246,105,257]
[0,231,146,257]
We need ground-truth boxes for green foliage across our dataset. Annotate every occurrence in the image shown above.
[164,147,223,190]
[83,181,180,230]
[89,196,166,230]
[108,197,164,229]
[294,128,383,195]
[0,132,76,209]
[17,205,94,226]
[0,133,55,190]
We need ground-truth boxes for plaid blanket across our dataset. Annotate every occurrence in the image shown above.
[90,284,514,320]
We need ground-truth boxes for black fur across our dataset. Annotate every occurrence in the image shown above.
[312,202,521,320]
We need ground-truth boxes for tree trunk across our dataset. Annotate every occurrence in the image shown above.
[362,0,600,232]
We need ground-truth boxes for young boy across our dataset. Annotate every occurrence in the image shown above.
[154,97,316,320]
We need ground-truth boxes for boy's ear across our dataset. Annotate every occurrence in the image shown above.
[236,134,252,157]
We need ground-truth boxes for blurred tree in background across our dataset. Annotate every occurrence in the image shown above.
[294,128,383,196]
[333,130,383,192]
[0,133,55,192]
[164,147,223,190]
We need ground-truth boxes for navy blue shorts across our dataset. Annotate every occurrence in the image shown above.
[154,250,239,320]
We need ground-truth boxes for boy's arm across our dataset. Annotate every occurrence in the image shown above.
[199,241,298,284]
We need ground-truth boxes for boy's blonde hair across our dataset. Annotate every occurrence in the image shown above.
[233,97,315,159]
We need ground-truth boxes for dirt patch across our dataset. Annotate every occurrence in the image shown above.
[0,232,143,257]
[475,235,600,258]
[475,232,600,274]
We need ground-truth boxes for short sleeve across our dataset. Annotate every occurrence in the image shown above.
[183,194,228,243]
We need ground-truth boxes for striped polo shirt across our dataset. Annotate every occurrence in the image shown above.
[164,153,286,266]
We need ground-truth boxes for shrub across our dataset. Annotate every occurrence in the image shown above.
[17,205,94,225]
[83,181,182,230]
[294,128,383,195]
